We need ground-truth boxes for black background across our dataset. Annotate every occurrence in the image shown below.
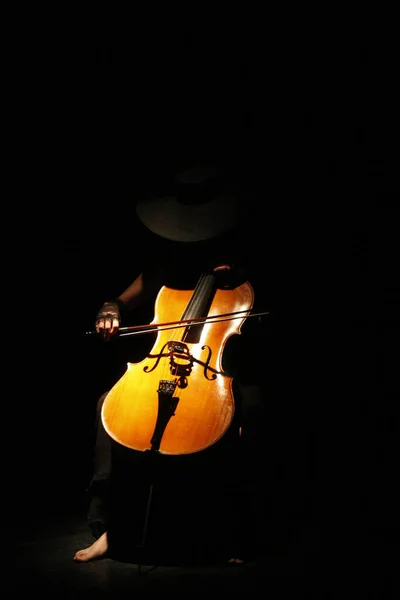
[7,17,399,544]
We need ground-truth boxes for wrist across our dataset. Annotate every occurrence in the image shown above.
[113,298,125,311]
[102,298,125,315]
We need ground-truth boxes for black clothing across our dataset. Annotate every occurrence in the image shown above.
[85,227,270,562]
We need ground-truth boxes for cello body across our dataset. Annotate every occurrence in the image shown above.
[101,273,254,455]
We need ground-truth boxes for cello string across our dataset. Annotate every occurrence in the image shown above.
[161,272,211,398]
[158,272,208,388]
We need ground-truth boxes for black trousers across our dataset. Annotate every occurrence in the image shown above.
[86,380,266,561]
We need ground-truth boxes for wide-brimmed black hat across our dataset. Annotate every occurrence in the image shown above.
[135,165,245,242]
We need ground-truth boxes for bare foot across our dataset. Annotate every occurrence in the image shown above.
[74,531,108,562]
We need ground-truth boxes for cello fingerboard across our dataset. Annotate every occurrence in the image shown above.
[181,273,216,343]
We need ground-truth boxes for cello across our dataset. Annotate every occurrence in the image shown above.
[100,269,255,456]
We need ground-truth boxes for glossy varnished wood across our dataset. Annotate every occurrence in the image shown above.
[102,281,254,454]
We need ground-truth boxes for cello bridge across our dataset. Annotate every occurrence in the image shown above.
[167,341,193,378]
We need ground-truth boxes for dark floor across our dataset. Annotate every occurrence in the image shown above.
[9,507,323,597]
[8,505,400,598]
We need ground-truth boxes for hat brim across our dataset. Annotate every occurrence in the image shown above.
[135,195,241,242]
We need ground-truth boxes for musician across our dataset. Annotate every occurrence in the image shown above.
[74,165,270,565]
